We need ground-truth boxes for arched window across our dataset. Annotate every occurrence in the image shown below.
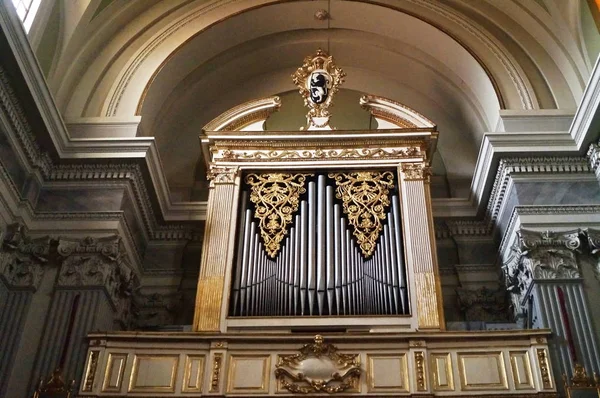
[11,0,42,32]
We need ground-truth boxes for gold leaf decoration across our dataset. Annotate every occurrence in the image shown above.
[328,171,394,257]
[246,173,312,258]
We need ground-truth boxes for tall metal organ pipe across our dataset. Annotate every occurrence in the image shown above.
[230,174,409,317]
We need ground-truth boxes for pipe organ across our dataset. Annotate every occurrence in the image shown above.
[230,171,409,317]
[79,50,557,397]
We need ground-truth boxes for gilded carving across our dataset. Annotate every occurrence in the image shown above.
[537,349,552,389]
[415,351,427,391]
[328,171,394,257]
[275,335,361,394]
[210,353,223,392]
[292,49,345,129]
[564,363,598,388]
[82,350,100,392]
[246,173,311,257]
[206,164,238,184]
[401,162,430,181]
[33,368,74,398]
[214,147,421,162]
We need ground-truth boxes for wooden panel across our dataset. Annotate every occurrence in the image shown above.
[458,352,508,391]
[128,354,179,393]
[226,355,271,394]
[102,353,127,392]
[182,355,205,393]
[510,351,534,390]
[367,354,409,393]
[431,352,454,391]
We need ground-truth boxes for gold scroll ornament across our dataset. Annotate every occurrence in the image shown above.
[275,335,361,394]
[246,173,312,258]
[328,171,395,257]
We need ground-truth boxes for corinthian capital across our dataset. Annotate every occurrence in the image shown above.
[206,164,239,185]
[0,223,51,290]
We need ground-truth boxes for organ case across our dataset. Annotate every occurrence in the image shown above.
[194,125,444,332]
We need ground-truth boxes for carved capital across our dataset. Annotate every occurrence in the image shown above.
[456,287,508,322]
[503,229,583,319]
[56,236,138,321]
[0,223,51,290]
[206,164,238,185]
[400,162,431,181]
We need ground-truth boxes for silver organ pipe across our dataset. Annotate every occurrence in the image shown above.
[230,173,409,317]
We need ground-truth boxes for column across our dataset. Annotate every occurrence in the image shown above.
[503,229,600,384]
[0,224,51,398]
[27,235,138,395]
[193,165,240,332]
[399,162,445,329]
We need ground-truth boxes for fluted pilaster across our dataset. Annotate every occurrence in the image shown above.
[193,165,240,332]
[399,163,444,329]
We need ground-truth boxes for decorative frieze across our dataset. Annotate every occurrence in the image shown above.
[0,223,50,290]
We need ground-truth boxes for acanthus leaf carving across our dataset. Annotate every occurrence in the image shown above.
[0,223,50,290]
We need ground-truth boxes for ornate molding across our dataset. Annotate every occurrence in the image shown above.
[0,223,50,290]
[274,335,361,394]
[210,353,223,392]
[487,157,591,225]
[400,162,431,181]
[206,164,238,184]
[414,351,426,391]
[214,146,422,162]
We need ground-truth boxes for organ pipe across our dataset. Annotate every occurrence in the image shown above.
[230,172,409,317]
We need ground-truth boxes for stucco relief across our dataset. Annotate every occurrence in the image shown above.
[56,236,139,327]
[503,229,587,319]
[0,223,50,290]
[456,287,508,322]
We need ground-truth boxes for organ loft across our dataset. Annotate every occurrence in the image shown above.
[76,50,561,397]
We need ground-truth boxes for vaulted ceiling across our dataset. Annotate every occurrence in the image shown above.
[35,0,594,200]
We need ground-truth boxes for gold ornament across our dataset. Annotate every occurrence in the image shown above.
[328,171,394,257]
[292,49,346,129]
[246,173,312,257]
[275,335,361,394]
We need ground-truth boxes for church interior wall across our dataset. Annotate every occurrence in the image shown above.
[1,0,600,396]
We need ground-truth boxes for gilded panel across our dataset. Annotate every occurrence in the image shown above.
[510,351,534,390]
[367,354,409,393]
[182,355,205,393]
[430,352,454,391]
[128,354,179,393]
[226,354,271,394]
[102,353,128,392]
[458,351,508,391]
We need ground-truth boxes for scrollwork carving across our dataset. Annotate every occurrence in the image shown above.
[328,171,394,257]
[246,173,311,257]
[275,335,361,394]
